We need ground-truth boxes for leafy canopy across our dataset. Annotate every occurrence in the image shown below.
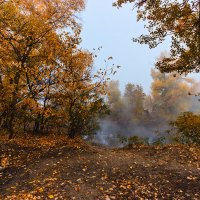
[0,0,114,138]
[114,0,200,74]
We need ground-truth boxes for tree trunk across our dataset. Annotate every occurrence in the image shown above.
[6,71,21,139]
[68,121,76,138]
[33,119,40,134]
[8,114,14,139]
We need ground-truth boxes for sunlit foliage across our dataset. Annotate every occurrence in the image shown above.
[0,0,112,138]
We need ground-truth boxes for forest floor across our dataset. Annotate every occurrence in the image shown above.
[0,134,200,200]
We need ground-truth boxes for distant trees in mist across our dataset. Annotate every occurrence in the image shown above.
[95,69,200,146]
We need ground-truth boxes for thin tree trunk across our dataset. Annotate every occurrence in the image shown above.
[33,116,41,134]
[7,71,21,139]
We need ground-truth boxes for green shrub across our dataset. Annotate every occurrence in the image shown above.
[169,112,200,145]
[120,135,149,147]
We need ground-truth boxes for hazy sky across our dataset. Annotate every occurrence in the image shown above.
[79,0,179,93]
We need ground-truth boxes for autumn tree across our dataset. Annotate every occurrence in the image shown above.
[150,68,194,122]
[106,82,145,124]
[49,44,109,138]
[124,83,145,122]
[0,0,85,137]
[114,0,200,74]
[0,0,112,139]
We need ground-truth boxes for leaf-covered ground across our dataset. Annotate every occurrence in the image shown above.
[0,135,200,200]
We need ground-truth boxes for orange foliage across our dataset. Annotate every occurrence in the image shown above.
[0,0,113,138]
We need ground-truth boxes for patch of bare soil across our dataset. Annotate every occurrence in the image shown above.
[0,136,200,199]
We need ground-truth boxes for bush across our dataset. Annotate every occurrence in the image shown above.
[120,135,149,147]
[169,112,200,145]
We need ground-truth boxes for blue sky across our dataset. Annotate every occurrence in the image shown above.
[79,0,186,93]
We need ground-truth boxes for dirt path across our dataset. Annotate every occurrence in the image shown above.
[0,142,200,199]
